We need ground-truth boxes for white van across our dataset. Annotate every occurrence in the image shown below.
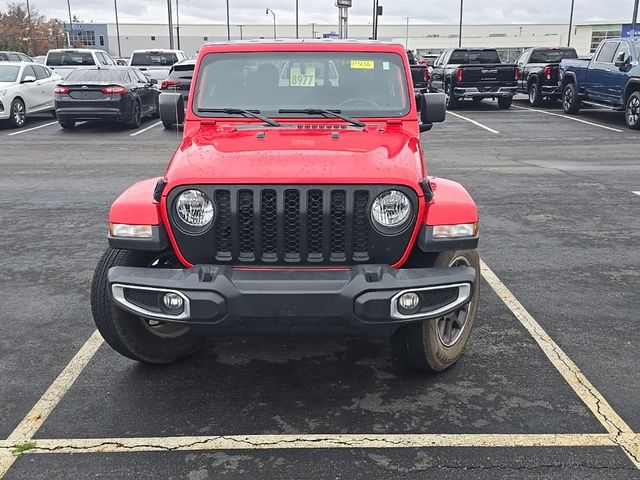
[45,49,117,79]
[128,49,188,82]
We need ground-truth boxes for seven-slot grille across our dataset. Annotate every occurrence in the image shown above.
[167,185,418,266]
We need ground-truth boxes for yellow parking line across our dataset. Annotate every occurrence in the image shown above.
[480,260,640,468]
[0,330,103,478]
[0,433,619,455]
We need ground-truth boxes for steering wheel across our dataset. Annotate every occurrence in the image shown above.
[338,98,381,109]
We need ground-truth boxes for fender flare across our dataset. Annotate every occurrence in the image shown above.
[109,177,163,225]
[560,71,577,88]
[624,79,640,102]
[422,177,478,226]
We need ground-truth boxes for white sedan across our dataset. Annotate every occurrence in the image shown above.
[0,62,61,128]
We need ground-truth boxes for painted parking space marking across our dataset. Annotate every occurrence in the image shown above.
[0,330,103,478]
[5,121,58,136]
[130,121,163,137]
[481,260,640,468]
[446,111,500,134]
[512,105,624,132]
[2,263,640,476]
[633,191,640,197]
[0,433,619,455]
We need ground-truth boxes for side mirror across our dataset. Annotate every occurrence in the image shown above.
[150,78,158,85]
[614,52,629,68]
[419,93,446,133]
[21,75,36,83]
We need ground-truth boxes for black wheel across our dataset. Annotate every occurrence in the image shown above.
[58,119,75,129]
[528,82,543,107]
[392,250,480,372]
[625,91,640,130]
[445,83,458,109]
[562,82,581,114]
[8,98,26,128]
[127,101,142,129]
[152,97,160,118]
[91,248,206,364]
[163,120,176,130]
[498,96,512,109]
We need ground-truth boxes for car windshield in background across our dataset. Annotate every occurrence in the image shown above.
[0,65,20,82]
[170,63,195,79]
[449,49,501,64]
[131,52,178,66]
[47,51,95,66]
[193,52,410,118]
[530,49,578,63]
[65,69,127,83]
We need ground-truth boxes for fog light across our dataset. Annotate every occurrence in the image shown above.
[163,292,183,310]
[398,292,420,314]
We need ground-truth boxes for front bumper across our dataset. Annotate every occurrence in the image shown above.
[453,86,517,98]
[108,264,476,334]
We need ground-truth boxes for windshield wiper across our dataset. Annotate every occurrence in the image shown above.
[197,108,281,127]
[278,108,366,128]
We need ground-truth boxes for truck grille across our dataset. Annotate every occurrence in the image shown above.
[167,185,418,266]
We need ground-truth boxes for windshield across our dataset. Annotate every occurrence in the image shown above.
[530,49,578,63]
[0,65,20,82]
[47,51,95,66]
[65,69,126,83]
[449,49,501,64]
[131,52,178,66]
[193,52,410,118]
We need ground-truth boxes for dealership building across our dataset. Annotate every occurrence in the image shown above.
[66,21,633,61]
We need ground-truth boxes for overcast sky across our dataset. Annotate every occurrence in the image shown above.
[5,0,634,26]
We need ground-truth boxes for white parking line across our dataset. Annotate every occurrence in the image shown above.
[481,260,640,468]
[447,111,500,134]
[512,105,624,133]
[633,191,640,197]
[0,330,103,478]
[130,121,162,137]
[0,433,618,456]
[5,121,58,136]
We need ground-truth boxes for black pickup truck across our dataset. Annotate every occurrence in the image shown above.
[428,48,518,109]
[515,47,578,106]
[407,50,429,90]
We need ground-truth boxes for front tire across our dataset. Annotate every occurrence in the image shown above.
[625,91,640,130]
[562,82,581,114]
[392,250,480,372]
[498,96,513,109]
[91,248,206,364]
[8,98,26,128]
[528,82,543,107]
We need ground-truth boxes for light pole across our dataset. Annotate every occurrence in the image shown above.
[175,0,181,50]
[633,0,639,36]
[295,0,299,38]
[266,8,276,39]
[66,0,73,47]
[458,0,463,48]
[114,0,121,57]
[166,0,174,49]
[238,24,244,40]
[25,0,34,55]
[403,16,409,48]
[567,0,575,46]
[226,0,230,41]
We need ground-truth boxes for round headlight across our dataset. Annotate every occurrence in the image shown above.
[175,189,214,231]
[371,190,412,233]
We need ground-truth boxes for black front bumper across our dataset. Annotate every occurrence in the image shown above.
[108,265,475,335]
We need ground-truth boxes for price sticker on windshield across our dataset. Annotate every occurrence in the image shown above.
[290,67,316,87]
[351,60,374,69]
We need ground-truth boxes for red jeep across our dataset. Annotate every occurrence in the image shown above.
[91,40,480,372]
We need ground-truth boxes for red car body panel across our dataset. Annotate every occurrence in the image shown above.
[109,178,162,225]
[108,41,478,269]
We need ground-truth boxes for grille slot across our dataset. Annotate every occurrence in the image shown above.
[123,288,161,312]
[169,185,416,266]
[420,287,459,311]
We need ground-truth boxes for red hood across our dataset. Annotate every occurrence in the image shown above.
[164,123,426,194]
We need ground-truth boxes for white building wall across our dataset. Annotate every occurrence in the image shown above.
[106,22,603,59]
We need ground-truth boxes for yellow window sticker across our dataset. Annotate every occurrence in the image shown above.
[351,60,374,69]
[290,67,316,87]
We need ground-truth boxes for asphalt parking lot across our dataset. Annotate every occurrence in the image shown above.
[1,97,639,478]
